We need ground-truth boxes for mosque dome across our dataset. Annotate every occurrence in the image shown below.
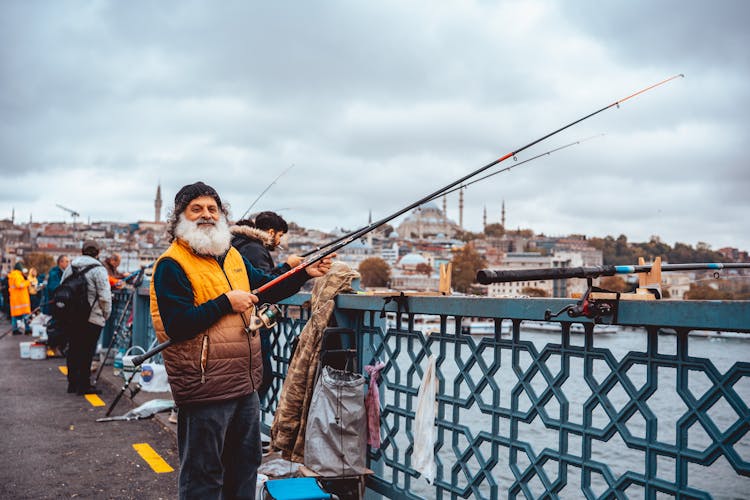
[396,202,459,239]
[399,252,428,267]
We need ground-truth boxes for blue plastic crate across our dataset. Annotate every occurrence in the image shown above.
[263,477,331,500]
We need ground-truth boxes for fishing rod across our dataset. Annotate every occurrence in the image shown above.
[92,265,150,386]
[298,80,683,258]
[133,74,684,366]
[428,135,604,203]
[300,135,603,258]
[238,164,295,221]
[476,263,750,284]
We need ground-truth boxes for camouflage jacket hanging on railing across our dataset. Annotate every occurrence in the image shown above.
[270,262,359,462]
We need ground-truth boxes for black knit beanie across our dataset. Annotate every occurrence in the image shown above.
[173,181,223,215]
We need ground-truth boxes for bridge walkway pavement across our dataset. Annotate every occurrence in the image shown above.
[0,315,179,499]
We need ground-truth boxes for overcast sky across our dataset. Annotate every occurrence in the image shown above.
[2,1,748,253]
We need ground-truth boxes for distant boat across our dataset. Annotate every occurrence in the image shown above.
[670,329,748,339]
[385,315,619,335]
[520,321,619,335]
[461,320,619,336]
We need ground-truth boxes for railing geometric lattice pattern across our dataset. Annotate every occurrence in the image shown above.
[257,295,749,499]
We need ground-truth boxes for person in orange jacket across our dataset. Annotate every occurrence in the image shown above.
[8,262,32,335]
[104,253,127,290]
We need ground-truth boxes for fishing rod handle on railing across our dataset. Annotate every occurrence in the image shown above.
[476,266,618,284]
[476,262,750,284]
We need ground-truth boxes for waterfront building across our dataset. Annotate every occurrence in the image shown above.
[662,271,692,299]
[332,239,374,268]
[380,242,399,265]
[389,251,440,291]
[485,251,589,298]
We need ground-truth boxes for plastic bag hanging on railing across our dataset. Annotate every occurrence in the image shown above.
[413,354,437,483]
[304,365,368,477]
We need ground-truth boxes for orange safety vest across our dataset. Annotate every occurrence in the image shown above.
[8,269,31,317]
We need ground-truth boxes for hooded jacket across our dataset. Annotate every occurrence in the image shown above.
[8,268,31,317]
[61,255,112,327]
[230,225,290,277]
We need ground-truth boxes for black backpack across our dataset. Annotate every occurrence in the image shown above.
[50,264,100,324]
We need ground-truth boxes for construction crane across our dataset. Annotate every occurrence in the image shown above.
[56,204,80,226]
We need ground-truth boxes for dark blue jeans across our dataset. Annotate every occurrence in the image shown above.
[177,392,262,500]
[259,329,273,401]
[66,321,101,391]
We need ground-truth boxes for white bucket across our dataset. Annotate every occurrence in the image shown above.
[20,341,33,359]
[122,346,146,383]
[28,343,47,360]
[31,324,46,338]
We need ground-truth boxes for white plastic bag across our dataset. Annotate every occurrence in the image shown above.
[413,354,437,483]
[139,363,170,392]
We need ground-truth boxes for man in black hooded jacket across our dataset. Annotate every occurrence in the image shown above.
[230,211,302,276]
[230,211,302,400]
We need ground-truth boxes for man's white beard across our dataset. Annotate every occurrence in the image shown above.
[174,214,232,257]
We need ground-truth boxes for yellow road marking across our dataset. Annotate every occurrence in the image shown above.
[58,366,68,375]
[132,443,174,473]
[84,394,105,407]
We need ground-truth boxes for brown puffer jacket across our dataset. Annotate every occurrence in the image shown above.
[271,262,360,462]
[150,240,261,406]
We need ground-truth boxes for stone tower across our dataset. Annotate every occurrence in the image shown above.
[459,188,464,229]
[155,183,162,223]
[442,194,447,231]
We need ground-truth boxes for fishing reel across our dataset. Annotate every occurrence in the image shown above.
[245,303,282,333]
[545,278,618,324]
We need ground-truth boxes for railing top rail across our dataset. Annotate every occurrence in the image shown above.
[317,294,750,333]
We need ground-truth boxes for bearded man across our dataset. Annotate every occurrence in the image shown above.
[150,181,333,499]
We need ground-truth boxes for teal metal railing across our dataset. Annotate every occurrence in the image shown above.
[122,283,750,499]
[263,294,750,499]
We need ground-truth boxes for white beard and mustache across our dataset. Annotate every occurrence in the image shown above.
[174,213,232,257]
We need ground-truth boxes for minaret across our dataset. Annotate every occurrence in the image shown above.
[459,188,464,229]
[417,207,423,240]
[155,183,163,223]
[483,205,487,231]
[501,200,506,228]
[367,210,373,247]
[442,194,447,231]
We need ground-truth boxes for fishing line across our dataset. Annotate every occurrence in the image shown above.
[301,135,604,257]
[238,164,295,221]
